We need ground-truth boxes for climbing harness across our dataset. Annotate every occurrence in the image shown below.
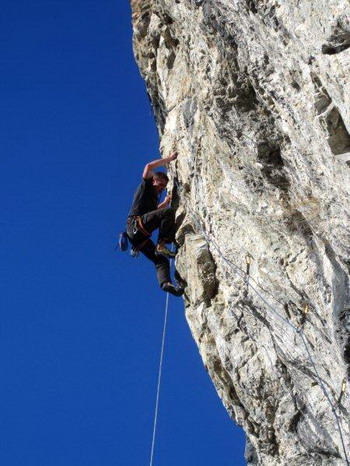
[173,179,350,465]
[116,216,152,258]
[132,215,152,237]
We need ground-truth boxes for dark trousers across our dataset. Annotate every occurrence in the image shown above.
[126,208,176,287]
[141,208,176,243]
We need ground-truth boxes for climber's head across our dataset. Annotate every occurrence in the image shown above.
[152,172,169,193]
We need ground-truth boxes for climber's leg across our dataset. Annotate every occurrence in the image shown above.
[139,238,172,287]
[141,208,177,257]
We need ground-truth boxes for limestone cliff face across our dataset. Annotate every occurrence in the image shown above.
[130,1,350,464]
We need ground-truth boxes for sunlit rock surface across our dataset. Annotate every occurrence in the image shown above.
[130,1,350,464]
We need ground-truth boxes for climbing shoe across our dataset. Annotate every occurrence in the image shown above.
[162,283,184,297]
[155,244,176,258]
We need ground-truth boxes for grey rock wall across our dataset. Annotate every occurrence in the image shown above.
[130,1,350,464]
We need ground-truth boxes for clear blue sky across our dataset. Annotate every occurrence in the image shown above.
[1,1,245,464]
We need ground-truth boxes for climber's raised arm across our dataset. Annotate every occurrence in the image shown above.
[142,152,178,179]
[158,194,172,209]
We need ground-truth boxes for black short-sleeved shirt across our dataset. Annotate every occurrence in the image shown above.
[128,177,158,218]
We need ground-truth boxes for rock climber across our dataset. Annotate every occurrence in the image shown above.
[126,152,184,297]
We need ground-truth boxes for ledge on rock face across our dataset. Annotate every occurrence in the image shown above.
[322,9,350,55]
[176,233,218,306]
[130,0,350,464]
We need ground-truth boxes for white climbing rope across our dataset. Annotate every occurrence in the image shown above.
[149,288,170,466]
